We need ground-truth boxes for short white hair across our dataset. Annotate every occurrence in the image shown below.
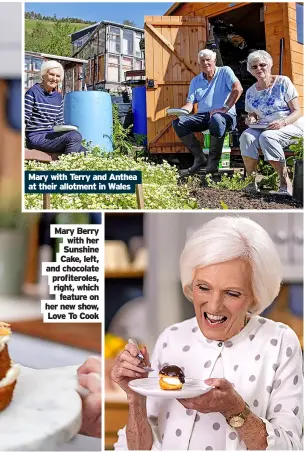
[40,60,65,82]
[247,50,273,73]
[180,216,282,314]
[198,49,217,63]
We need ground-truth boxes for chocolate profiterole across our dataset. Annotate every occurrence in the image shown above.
[159,365,185,390]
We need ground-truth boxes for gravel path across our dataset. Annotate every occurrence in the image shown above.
[190,187,302,210]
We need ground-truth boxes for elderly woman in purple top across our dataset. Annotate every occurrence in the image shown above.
[172,49,243,176]
[25,60,88,155]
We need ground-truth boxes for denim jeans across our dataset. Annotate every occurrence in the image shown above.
[172,112,236,139]
[26,130,88,154]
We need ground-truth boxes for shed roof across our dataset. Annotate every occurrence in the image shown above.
[25,51,88,64]
[69,23,101,41]
[71,20,144,38]
[72,20,144,58]
[164,3,185,15]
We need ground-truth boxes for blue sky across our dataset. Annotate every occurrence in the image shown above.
[25,2,173,28]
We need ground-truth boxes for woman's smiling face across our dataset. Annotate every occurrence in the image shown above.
[192,259,255,342]
[43,67,62,91]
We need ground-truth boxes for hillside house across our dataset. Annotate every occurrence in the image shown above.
[71,21,145,90]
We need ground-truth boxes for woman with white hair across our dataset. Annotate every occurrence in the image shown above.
[111,216,302,450]
[240,50,303,195]
[172,49,243,176]
[25,60,88,155]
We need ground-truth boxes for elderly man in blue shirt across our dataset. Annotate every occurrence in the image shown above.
[173,49,243,176]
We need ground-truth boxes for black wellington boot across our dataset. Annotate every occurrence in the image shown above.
[179,133,207,177]
[205,135,226,173]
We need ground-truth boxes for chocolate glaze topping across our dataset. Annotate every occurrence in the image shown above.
[159,365,185,383]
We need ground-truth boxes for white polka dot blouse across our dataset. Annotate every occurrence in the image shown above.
[114,315,303,450]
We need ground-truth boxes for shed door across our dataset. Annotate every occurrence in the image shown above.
[144,16,207,154]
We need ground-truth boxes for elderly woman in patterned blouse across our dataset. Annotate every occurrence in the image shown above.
[111,216,303,451]
[240,50,303,195]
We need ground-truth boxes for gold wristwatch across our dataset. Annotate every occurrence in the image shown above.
[226,403,250,428]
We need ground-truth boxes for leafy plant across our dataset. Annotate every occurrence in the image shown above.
[258,159,276,177]
[133,134,147,147]
[257,172,279,191]
[289,136,303,160]
[205,172,253,191]
[24,150,198,210]
[111,104,133,155]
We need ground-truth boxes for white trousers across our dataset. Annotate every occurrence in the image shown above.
[240,124,303,163]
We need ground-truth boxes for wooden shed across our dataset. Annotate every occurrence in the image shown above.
[145,2,303,155]
[24,51,88,94]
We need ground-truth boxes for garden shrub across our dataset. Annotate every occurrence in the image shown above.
[205,172,253,191]
[24,150,198,210]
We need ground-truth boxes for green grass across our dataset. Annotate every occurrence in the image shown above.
[25,19,92,34]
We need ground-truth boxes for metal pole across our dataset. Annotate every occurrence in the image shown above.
[279,38,284,75]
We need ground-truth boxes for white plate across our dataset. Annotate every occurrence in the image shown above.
[166,108,190,117]
[0,365,82,451]
[128,377,212,399]
[249,123,268,129]
[53,124,79,132]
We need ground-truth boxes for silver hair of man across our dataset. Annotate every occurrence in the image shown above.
[247,50,273,73]
[198,49,217,63]
[180,216,282,315]
[40,60,65,82]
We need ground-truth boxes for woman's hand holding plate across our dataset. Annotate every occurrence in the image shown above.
[178,378,245,419]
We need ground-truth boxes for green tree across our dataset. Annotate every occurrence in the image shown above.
[123,19,137,27]
[25,19,78,56]
[47,20,78,56]
[25,21,49,53]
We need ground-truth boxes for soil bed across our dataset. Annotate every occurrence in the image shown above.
[190,187,302,210]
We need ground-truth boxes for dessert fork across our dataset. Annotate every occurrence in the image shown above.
[128,338,154,372]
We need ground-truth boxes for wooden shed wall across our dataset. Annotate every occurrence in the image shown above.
[265,3,290,77]
[145,15,207,154]
[284,3,303,106]
[167,2,303,104]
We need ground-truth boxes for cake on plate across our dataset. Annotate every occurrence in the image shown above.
[0,322,19,410]
[159,365,185,390]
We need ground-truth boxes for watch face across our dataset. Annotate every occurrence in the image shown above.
[230,415,245,428]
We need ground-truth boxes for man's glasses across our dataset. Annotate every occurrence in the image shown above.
[251,63,267,70]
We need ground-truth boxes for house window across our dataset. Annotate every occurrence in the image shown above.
[92,33,99,55]
[296,3,303,44]
[98,26,106,54]
[109,26,120,53]
[24,55,31,71]
[123,29,133,55]
[82,44,90,60]
[74,37,84,49]
[135,33,142,58]
[24,55,42,89]
[134,59,143,70]
[32,57,43,72]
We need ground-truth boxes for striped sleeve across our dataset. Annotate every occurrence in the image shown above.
[24,91,34,125]
[55,99,64,125]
